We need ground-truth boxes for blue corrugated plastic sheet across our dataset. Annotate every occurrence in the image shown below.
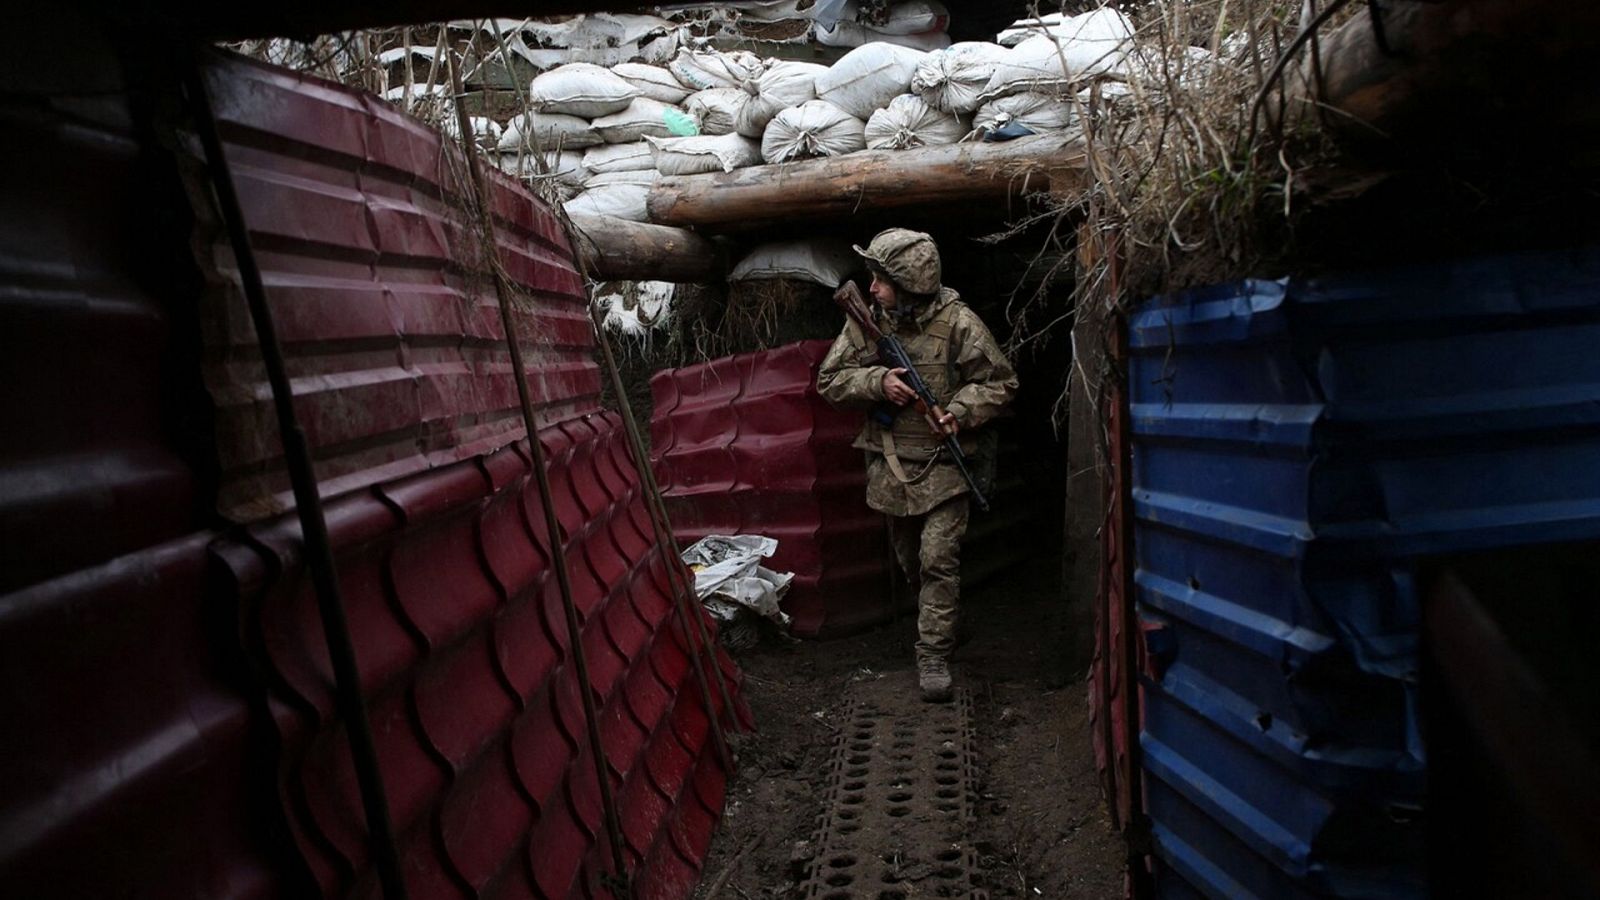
[1127,246,1600,899]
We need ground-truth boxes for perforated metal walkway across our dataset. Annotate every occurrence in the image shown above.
[800,678,985,899]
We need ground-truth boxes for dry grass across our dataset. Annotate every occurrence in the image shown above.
[978,0,1366,434]
[690,279,840,361]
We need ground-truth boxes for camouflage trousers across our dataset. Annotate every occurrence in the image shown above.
[888,494,970,662]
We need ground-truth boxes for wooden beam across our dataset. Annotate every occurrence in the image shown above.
[645,133,1088,232]
[568,214,723,283]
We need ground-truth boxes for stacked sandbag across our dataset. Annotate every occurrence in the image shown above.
[512,57,697,221]
[611,62,694,104]
[494,151,590,190]
[972,92,1076,140]
[668,47,767,92]
[441,114,503,148]
[478,14,1123,222]
[910,42,1008,114]
[814,42,927,121]
[761,100,867,163]
[685,88,750,136]
[583,141,657,174]
[591,97,691,143]
[982,8,1136,99]
[729,238,860,287]
[498,110,603,152]
[564,169,660,221]
[647,134,763,176]
[529,63,639,117]
[863,95,966,149]
[736,61,829,138]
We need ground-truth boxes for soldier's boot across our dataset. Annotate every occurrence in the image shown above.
[917,655,953,703]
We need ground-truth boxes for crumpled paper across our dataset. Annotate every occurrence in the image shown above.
[681,534,794,629]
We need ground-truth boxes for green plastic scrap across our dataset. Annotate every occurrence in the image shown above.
[662,108,699,137]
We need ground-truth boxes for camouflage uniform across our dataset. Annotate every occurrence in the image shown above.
[817,230,1017,665]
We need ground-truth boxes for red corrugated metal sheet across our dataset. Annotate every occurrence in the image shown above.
[215,412,748,899]
[0,54,201,595]
[649,340,892,637]
[3,47,744,900]
[0,44,287,898]
[0,536,287,898]
[196,53,602,521]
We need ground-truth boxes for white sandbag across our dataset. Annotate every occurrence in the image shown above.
[1057,8,1136,75]
[494,150,589,188]
[585,169,660,188]
[814,21,951,53]
[591,97,684,144]
[981,35,1071,97]
[566,169,660,222]
[552,151,591,187]
[729,239,859,287]
[736,61,830,138]
[646,133,762,176]
[611,62,694,104]
[498,110,603,152]
[983,9,1135,97]
[761,99,867,163]
[911,42,1009,113]
[864,95,966,149]
[583,141,656,173]
[668,47,767,92]
[973,92,1076,136]
[529,63,638,118]
[564,187,650,221]
[996,12,1063,47]
[685,88,749,136]
[844,0,950,36]
[441,114,503,146]
[595,281,675,338]
[814,42,928,120]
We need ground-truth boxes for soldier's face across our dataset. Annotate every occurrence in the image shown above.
[870,271,898,308]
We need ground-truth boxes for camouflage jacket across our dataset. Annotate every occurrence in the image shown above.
[817,287,1018,516]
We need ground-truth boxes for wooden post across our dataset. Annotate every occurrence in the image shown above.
[568,214,724,282]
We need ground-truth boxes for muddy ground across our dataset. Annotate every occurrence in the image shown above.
[692,562,1126,899]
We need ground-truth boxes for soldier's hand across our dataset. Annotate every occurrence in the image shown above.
[934,410,959,436]
[882,368,916,405]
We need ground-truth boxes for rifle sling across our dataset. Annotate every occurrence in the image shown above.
[881,431,939,484]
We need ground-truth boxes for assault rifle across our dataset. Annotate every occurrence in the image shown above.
[833,281,990,512]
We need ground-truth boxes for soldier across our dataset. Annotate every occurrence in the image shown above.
[818,229,1018,702]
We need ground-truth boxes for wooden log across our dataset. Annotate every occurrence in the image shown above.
[646,133,1088,232]
[568,215,723,283]
[1292,0,1600,159]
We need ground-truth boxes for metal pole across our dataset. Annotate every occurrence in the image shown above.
[1108,229,1153,899]
[184,49,409,900]
[446,58,631,897]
